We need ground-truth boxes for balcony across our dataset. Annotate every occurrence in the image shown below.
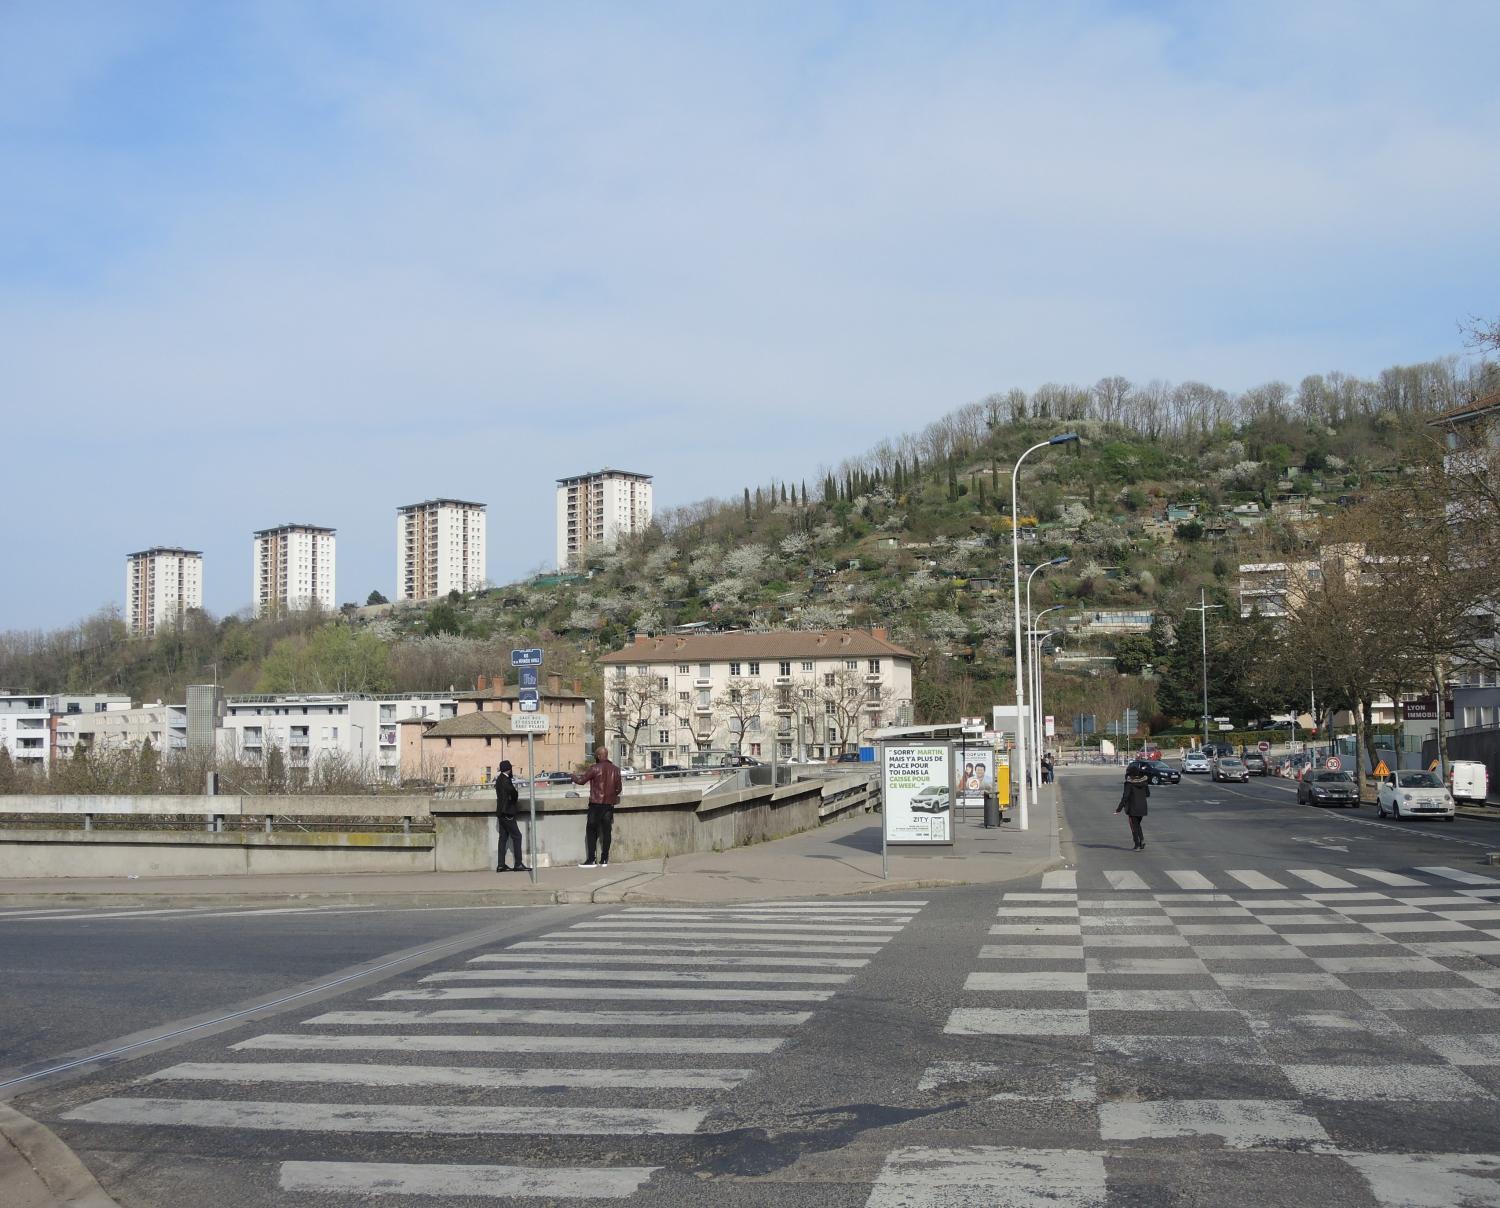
[694,703,713,714]
[694,678,712,688]
[773,675,792,685]
[864,673,883,684]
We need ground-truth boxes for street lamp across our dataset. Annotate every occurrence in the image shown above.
[1025,558,1069,786]
[1030,604,1069,783]
[1011,433,1080,830]
[1186,589,1224,749]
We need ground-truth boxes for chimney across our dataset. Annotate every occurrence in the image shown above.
[572,678,582,694]
[548,673,562,694]
[633,633,650,648]
[475,674,488,693]
[871,626,888,642]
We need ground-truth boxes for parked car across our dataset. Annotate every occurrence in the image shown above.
[834,751,863,764]
[1377,769,1455,819]
[1449,760,1489,805]
[1298,769,1358,807]
[654,763,685,774]
[1144,760,1181,785]
[909,784,951,812]
[1212,756,1250,783]
[621,765,638,781]
[1242,753,1268,776]
[1182,750,1212,774]
[722,755,761,767]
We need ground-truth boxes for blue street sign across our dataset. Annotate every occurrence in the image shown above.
[518,698,540,712]
[519,688,539,706]
[510,648,543,668]
[518,667,539,689]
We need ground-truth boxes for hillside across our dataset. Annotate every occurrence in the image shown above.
[3,352,1493,740]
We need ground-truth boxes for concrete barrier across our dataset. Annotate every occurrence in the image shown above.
[0,773,879,877]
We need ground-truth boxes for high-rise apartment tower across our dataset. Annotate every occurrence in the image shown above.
[253,524,336,616]
[395,499,486,601]
[555,469,653,569]
[125,547,203,638]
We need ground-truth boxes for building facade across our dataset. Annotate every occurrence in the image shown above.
[217,693,458,783]
[54,702,188,759]
[253,524,336,615]
[125,547,203,638]
[396,499,486,601]
[0,691,55,774]
[555,469,653,569]
[598,628,915,768]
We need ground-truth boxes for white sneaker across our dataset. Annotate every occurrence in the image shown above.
[579,860,597,868]
[600,860,609,867]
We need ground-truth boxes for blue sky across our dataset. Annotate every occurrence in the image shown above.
[3,1,1497,630]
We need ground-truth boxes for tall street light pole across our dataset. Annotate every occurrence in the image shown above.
[1186,589,1224,749]
[1025,559,1069,787]
[1031,604,1068,783]
[1011,433,1080,830]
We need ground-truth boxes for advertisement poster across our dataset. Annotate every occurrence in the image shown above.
[882,741,953,845]
[954,746,993,808]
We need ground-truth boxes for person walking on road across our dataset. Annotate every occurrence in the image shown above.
[573,746,622,868]
[494,760,529,872]
[1116,758,1151,850]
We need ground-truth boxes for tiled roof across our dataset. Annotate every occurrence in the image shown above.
[457,685,591,702]
[599,628,915,665]
[1428,389,1500,426]
[419,713,518,739]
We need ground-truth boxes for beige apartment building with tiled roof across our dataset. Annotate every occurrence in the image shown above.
[598,628,915,767]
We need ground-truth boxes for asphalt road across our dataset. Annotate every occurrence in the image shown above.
[6,771,1500,1207]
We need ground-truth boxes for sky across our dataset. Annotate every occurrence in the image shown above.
[3,1,1497,631]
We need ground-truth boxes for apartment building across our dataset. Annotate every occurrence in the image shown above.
[0,691,55,774]
[217,692,458,782]
[54,702,188,759]
[1237,545,1379,619]
[253,524,336,615]
[125,547,203,638]
[599,628,915,768]
[395,499,486,601]
[555,469,653,569]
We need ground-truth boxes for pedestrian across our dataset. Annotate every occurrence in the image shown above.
[1041,752,1054,784]
[1116,758,1150,850]
[572,745,622,868]
[494,760,529,872]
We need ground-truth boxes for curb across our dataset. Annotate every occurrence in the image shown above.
[0,1102,119,1208]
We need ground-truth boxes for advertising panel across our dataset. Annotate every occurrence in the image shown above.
[955,746,994,809]
[882,741,954,845]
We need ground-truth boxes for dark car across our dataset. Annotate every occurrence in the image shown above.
[722,755,761,767]
[1144,760,1181,785]
[834,752,863,763]
[1298,769,1359,807]
[1243,753,1268,776]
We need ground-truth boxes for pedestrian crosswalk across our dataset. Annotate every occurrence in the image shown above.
[1043,864,1500,893]
[53,898,926,1200]
[875,876,1500,1207]
[0,902,539,925]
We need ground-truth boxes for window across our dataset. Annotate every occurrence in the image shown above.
[678,691,690,702]
[868,685,881,700]
[801,661,814,672]
[826,701,836,715]
[868,658,881,673]
[845,659,859,670]
[778,661,791,676]
[869,714,881,728]
[658,676,670,690]
[748,661,760,675]
[730,689,742,702]
[698,664,711,677]
[658,729,670,744]
[441,766,455,784]
[824,673,836,687]
[730,662,741,676]
[485,735,493,746]
[658,704,671,718]
[801,687,814,699]
[678,664,691,674]
[750,743,762,756]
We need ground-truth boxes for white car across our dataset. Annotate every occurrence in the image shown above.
[910,784,951,813]
[1182,751,1211,774]
[1376,769,1455,820]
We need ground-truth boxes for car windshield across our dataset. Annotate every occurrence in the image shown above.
[1312,771,1354,783]
[1396,771,1442,788]
[1218,758,1243,768]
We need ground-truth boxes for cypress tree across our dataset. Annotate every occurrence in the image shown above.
[744,487,751,520]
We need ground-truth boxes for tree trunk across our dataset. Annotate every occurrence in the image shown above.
[1434,660,1449,776]
[1354,695,1369,801]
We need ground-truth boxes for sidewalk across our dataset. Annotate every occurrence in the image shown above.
[0,788,1061,909]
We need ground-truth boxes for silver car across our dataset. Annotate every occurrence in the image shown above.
[910,784,951,813]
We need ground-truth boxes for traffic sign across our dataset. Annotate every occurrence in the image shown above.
[519,688,539,705]
[510,648,543,668]
[1257,740,1270,753]
[1373,759,1390,777]
[510,713,549,733]
[1325,756,1342,771]
[518,667,539,689]
[518,698,539,712]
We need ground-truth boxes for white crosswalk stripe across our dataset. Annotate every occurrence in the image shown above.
[1225,869,1283,889]
[57,898,925,1199]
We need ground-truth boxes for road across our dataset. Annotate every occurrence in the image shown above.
[5,769,1500,1206]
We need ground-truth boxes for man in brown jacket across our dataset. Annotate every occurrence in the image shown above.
[572,746,623,867]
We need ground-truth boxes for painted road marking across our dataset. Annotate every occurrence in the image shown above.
[1103,871,1149,890]
[1097,1099,1331,1148]
[866,1146,1107,1208]
[555,929,895,943]
[304,1009,811,1027]
[62,1097,707,1135]
[280,1161,656,1200]
[1041,870,1078,889]
[1287,869,1357,889]
[422,968,851,985]
[470,952,867,969]
[944,1008,1090,1036]
[568,921,903,934]
[512,940,882,956]
[146,1061,752,1091]
[1418,866,1500,886]
[1165,870,1216,890]
[232,1033,784,1055]
[376,985,831,1003]
[1351,868,1426,887]
[965,971,1088,992]
[1225,870,1284,890]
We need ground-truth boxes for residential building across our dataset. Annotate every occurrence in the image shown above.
[395,499,486,601]
[555,469,653,569]
[54,702,188,758]
[218,693,458,783]
[1079,609,1154,635]
[0,691,54,774]
[253,524,336,615]
[598,628,916,768]
[185,684,224,753]
[399,675,594,786]
[124,547,203,638]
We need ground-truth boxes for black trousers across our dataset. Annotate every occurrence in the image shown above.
[497,816,523,868]
[586,804,615,863]
[1127,815,1145,846]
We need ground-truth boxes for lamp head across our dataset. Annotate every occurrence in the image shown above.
[1049,432,1081,446]
[1050,556,1070,566]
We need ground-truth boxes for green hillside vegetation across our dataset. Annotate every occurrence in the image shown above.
[2,352,1493,744]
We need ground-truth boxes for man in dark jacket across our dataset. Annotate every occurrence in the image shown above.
[572,746,622,868]
[494,760,528,872]
[1116,758,1151,850]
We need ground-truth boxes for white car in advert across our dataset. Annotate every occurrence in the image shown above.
[910,784,951,813]
[1376,769,1456,820]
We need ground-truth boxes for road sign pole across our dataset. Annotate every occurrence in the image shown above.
[527,732,537,884]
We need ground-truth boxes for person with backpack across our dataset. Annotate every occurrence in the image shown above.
[495,760,529,872]
[1116,758,1151,850]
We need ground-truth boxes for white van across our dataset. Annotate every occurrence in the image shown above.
[1449,760,1489,805]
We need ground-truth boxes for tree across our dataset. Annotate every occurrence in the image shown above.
[0,745,15,793]
[257,625,394,694]
[424,602,463,637]
[605,670,673,765]
[713,678,767,757]
[811,665,898,755]
[366,590,389,606]
[1114,634,1153,676]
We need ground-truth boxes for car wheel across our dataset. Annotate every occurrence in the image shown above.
[1376,798,1386,817]
[1391,799,1400,819]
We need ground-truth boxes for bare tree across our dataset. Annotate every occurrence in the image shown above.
[713,677,767,758]
[605,670,673,765]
